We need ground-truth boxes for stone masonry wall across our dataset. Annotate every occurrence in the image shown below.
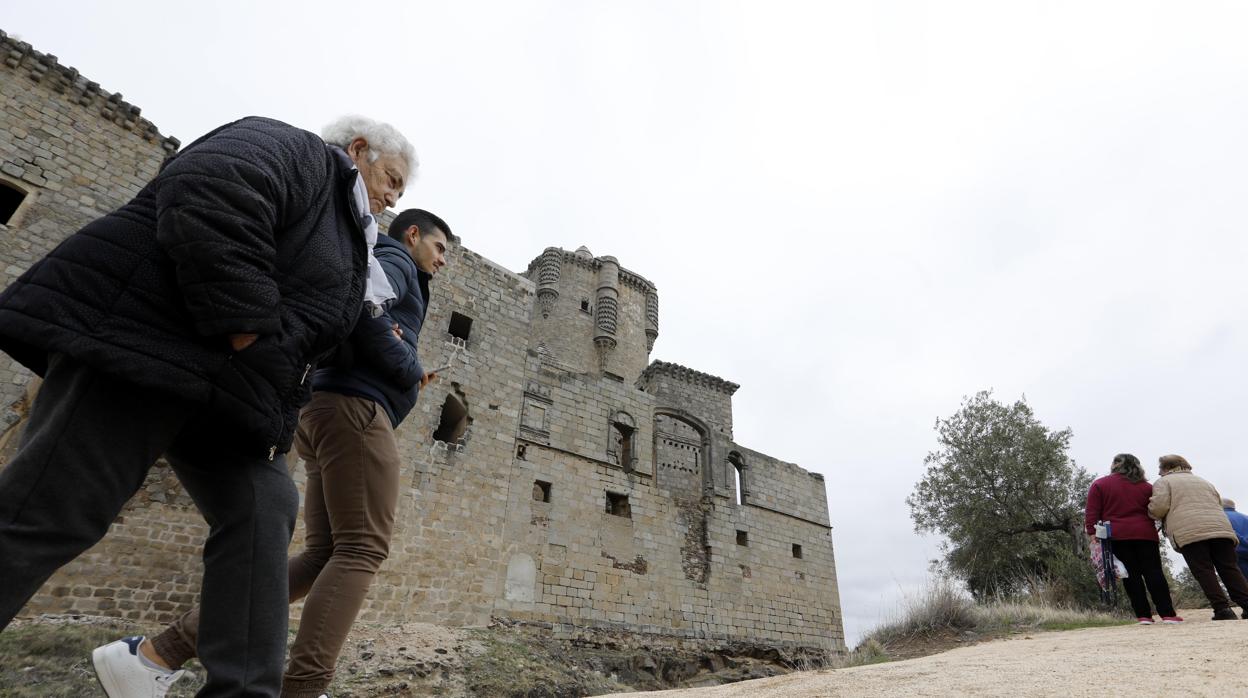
[0,29,178,432]
[639,362,737,439]
[730,444,831,528]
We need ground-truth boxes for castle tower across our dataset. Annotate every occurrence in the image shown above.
[522,246,659,382]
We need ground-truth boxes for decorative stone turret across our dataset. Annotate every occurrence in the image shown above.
[645,289,659,351]
[593,256,620,372]
[535,247,561,319]
[521,247,659,382]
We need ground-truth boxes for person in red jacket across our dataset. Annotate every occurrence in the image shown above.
[1085,453,1181,624]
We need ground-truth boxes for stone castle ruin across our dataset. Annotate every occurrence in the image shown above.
[0,30,845,655]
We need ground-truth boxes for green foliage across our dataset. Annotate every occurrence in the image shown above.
[1169,565,1212,609]
[908,391,1094,600]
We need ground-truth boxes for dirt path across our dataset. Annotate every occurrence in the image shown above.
[606,612,1248,697]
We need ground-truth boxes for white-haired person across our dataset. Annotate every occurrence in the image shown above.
[0,113,417,698]
[1149,454,1248,621]
[120,209,454,698]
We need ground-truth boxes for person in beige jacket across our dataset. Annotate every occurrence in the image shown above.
[1148,454,1248,620]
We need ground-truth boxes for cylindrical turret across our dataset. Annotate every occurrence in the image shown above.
[535,247,562,319]
[594,256,620,370]
[645,289,659,352]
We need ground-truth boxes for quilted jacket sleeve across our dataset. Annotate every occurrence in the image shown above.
[153,117,329,338]
[1148,478,1171,520]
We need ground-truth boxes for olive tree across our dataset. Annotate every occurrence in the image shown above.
[907,391,1094,600]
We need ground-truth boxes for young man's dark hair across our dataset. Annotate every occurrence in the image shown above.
[388,208,457,244]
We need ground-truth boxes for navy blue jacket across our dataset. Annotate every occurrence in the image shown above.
[313,235,430,426]
[1226,507,1248,558]
[0,117,367,456]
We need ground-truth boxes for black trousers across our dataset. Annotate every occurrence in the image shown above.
[1180,537,1248,612]
[1110,539,1175,618]
[0,355,299,698]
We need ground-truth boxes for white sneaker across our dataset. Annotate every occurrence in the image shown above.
[92,635,186,698]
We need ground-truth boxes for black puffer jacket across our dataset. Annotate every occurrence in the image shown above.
[0,117,368,457]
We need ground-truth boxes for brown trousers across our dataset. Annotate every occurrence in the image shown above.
[153,392,401,698]
[1180,537,1248,613]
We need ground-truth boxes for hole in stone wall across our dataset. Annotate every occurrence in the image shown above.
[533,480,551,503]
[516,444,527,460]
[736,530,749,546]
[612,421,634,472]
[432,387,471,444]
[605,491,631,518]
[448,312,473,342]
[792,544,803,559]
[0,181,26,225]
[580,299,591,313]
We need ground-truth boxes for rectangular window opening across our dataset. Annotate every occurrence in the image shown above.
[736,530,749,546]
[792,543,803,559]
[533,480,551,503]
[580,299,592,313]
[448,312,473,342]
[0,181,27,226]
[605,491,632,518]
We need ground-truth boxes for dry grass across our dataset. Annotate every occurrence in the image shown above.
[860,577,1130,656]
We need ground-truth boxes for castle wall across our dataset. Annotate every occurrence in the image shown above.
[639,362,736,439]
[2,32,845,655]
[729,444,832,528]
[0,29,178,432]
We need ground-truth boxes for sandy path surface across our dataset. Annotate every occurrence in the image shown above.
[606,612,1248,697]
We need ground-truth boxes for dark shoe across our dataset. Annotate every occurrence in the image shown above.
[1212,608,1238,621]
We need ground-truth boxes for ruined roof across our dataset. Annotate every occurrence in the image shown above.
[638,360,740,396]
[1,29,179,153]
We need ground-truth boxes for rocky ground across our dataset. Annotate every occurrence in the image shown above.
[1,614,829,697]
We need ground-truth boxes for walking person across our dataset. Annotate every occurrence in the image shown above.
[1085,453,1181,624]
[0,113,415,698]
[99,209,453,698]
[1149,454,1248,621]
[1221,498,1248,584]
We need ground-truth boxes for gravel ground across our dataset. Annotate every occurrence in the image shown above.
[605,610,1248,698]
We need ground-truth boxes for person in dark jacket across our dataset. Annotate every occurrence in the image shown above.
[134,209,453,698]
[0,115,415,698]
[1085,453,1181,624]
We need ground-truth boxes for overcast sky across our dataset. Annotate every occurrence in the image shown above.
[9,1,1248,646]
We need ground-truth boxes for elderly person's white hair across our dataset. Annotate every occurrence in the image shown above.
[322,115,417,173]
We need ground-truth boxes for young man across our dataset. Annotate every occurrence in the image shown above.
[0,114,415,698]
[96,209,453,698]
